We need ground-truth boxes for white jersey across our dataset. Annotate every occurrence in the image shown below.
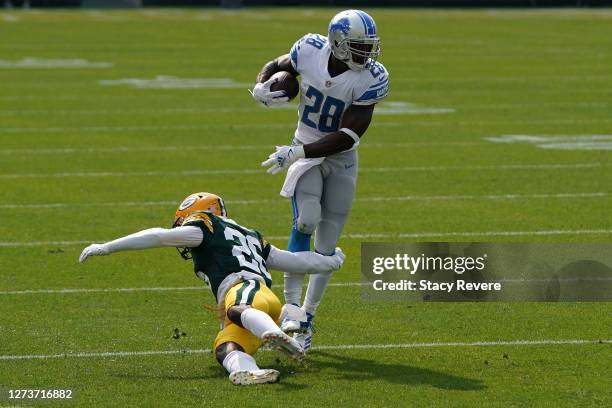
[289,33,389,145]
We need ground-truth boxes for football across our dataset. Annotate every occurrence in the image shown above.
[269,71,300,101]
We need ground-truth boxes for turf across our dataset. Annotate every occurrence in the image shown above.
[0,7,611,407]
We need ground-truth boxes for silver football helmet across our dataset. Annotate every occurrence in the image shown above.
[328,9,381,71]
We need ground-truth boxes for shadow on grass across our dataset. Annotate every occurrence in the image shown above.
[307,350,486,391]
[112,371,222,382]
[111,364,309,389]
[110,351,484,391]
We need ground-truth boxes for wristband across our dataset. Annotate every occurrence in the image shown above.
[340,128,360,144]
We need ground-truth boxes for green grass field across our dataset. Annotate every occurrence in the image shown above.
[1,7,611,407]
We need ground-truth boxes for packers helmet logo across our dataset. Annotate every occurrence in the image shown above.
[179,195,198,211]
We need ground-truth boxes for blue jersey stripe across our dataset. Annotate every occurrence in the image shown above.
[356,87,388,102]
[369,78,389,89]
[368,83,388,93]
[290,46,298,67]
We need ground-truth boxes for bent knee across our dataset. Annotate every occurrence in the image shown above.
[296,198,321,234]
[297,221,316,235]
[215,341,244,365]
[227,304,249,327]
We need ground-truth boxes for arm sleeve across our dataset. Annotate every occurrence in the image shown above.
[104,226,203,254]
[266,245,342,274]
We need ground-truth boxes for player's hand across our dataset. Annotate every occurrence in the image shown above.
[330,247,346,270]
[79,244,109,263]
[249,77,290,107]
[261,145,305,174]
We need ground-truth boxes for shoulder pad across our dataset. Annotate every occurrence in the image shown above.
[182,212,214,234]
[290,33,328,71]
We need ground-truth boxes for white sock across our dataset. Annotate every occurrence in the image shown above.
[303,271,332,315]
[283,272,304,306]
[222,350,259,374]
[240,308,280,339]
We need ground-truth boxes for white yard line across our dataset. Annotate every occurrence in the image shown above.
[1,162,608,179]
[4,278,611,296]
[2,229,612,248]
[486,134,612,151]
[0,101,606,117]
[1,14,20,23]
[0,339,608,361]
[0,282,364,296]
[330,229,612,240]
[0,192,606,210]
[1,118,611,134]
[0,141,481,156]
[0,123,402,133]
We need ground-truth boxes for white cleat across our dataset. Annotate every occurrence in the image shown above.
[262,330,305,361]
[229,369,280,385]
[279,304,308,333]
[280,319,302,333]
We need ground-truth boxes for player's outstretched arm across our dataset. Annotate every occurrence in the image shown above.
[266,246,345,274]
[78,226,203,263]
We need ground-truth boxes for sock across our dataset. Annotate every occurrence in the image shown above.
[284,272,304,306]
[222,350,259,374]
[288,227,311,252]
[240,308,280,339]
[303,271,332,316]
[285,225,311,305]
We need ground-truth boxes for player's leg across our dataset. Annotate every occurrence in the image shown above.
[299,152,358,349]
[215,341,279,385]
[214,280,304,385]
[227,280,304,359]
[284,166,324,306]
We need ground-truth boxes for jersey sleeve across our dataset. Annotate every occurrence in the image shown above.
[181,212,215,246]
[353,62,389,106]
[289,36,304,72]
[290,33,327,74]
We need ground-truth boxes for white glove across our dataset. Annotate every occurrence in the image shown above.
[79,244,110,263]
[330,247,346,270]
[249,77,290,107]
[261,145,305,174]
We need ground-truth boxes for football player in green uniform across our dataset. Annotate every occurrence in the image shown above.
[79,192,345,385]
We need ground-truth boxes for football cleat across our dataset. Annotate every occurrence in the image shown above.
[293,312,315,352]
[279,303,308,333]
[262,330,305,361]
[229,369,280,385]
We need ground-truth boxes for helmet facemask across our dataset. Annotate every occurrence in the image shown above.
[342,38,380,71]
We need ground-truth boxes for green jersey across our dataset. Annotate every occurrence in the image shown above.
[182,211,273,301]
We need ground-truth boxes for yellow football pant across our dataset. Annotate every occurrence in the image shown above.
[213,279,282,355]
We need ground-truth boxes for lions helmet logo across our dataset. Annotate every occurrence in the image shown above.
[329,17,351,35]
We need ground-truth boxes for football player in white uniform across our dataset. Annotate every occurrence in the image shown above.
[251,10,389,351]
